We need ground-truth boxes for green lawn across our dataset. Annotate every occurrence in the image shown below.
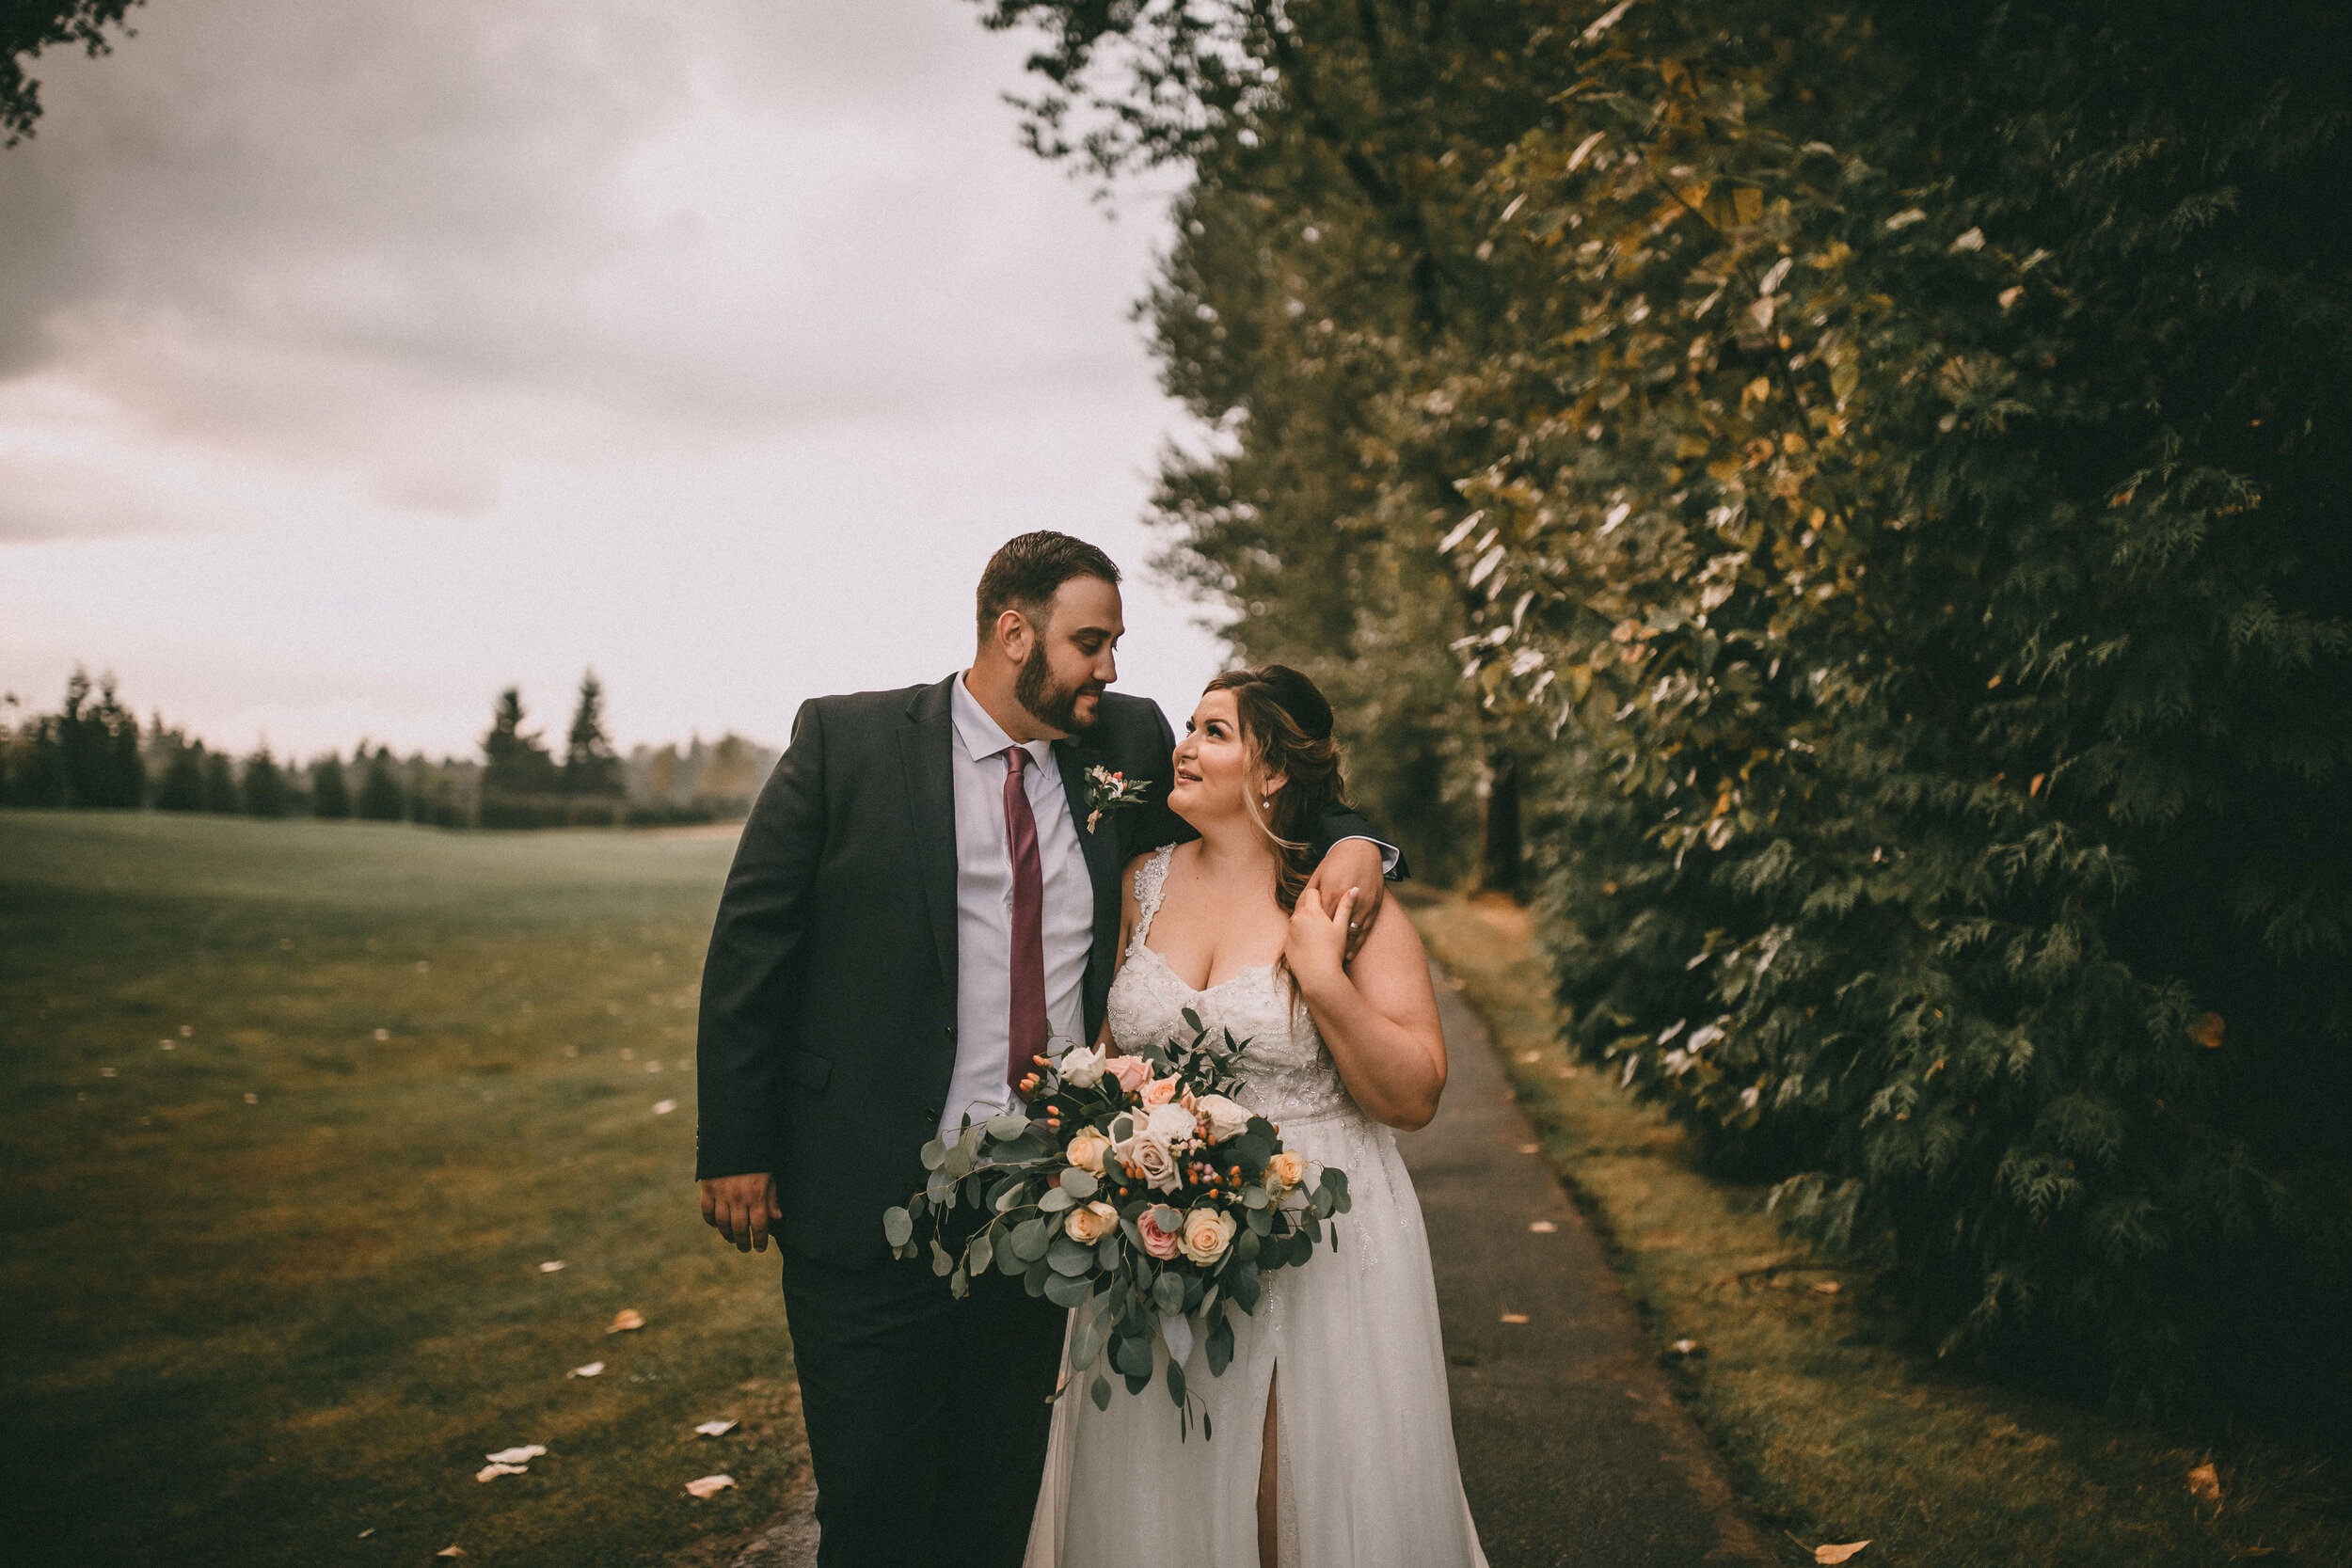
[1,810,807,1566]
[1408,890,2351,1568]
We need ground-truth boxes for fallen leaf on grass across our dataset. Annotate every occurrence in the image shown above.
[437,1546,464,1557]
[1528,1221,1558,1234]
[685,1474,735,1498]
[609,1308,645,1333]
[1518,1050,1542,1064]
[486,1445,546,1465]
[694,1420,739,1437]
[1518,1143,1539,1154]
[540,1260,565,1273]
[358,1528,373,1538]
[2187,1462,2222,1503]
[653,1099,678,1115]
[568,1361,605,1378]
[476,1463,530,1482]
[1669,1338,1706,1357]
[1815,1543,1870,1564]
[1500,1313,1531,1324]
[1811,1280,1841,1294]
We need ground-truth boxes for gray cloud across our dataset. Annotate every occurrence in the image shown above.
[0,0,1159,531]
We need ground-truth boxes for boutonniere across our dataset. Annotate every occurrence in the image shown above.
[1080,764,1152,834]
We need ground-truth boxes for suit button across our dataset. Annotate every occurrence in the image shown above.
[923,1105,940,1122]
[944,1023,957,1040]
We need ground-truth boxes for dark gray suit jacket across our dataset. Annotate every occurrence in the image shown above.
[693,673,1394,1267]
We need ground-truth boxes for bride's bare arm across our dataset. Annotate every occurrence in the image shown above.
[1283,885,1447,1131]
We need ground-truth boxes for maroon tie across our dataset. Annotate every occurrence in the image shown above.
[1003,745,1048,1092]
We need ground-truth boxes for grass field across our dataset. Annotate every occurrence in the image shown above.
[1,810,807,1566]
[1408,891,2351,1568]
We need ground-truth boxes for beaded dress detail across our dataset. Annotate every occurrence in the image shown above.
[1025,846,1488,1568]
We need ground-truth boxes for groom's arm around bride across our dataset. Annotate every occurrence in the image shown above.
[690,531,1399,1568]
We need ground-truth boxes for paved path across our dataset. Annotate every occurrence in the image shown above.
[722,964,1772,1567]
[1409,970,1772,1566]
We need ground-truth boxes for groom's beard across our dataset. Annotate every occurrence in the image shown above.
[1016,642,1104,734]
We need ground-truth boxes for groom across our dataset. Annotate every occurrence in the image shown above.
[694,531,1401,1568]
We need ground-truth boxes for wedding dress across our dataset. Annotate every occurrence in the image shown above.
[1024,846,1488,1568]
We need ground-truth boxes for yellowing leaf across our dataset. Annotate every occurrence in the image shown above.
[685,1474,736,1498]
[694,1419,739,1437]
[2191,1014,2226,1050]
[437,1548,465,1559]
[568,1361,605,1378]
[1815,1542,1870,1564]
[608,1308,645,1334]
[1500,1312,1531,1324]
[1733,186,1764,225]
[1529,1220,1560,1234]
[485,1445,546,1465]
[476,1463,530,1482]
[2187,1462,2222,1502]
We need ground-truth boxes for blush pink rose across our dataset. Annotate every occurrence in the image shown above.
[1136,1206,1182,1259]
[1108,1056,1152,1095]
[1138,1074,1180,1109]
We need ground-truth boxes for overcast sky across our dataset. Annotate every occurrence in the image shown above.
[0,0,1227,758]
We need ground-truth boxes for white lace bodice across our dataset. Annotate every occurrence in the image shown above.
[1104,846,1359,1127]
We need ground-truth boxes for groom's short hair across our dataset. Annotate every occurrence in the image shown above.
[976,531,1121,642]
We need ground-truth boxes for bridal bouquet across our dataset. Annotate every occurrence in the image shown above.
[883,1010,1350,1438]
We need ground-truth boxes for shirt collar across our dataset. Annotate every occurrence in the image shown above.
[951,672,1056,771]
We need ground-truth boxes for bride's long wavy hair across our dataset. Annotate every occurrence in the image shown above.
[1204,665,1349,917]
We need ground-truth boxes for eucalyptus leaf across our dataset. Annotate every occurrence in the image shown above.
[987,1111,1031,1142]
[930,1238,953,1277]
[1206,1312,1235,1376]
[1011,1217,1054,1262]
[1114,1333,1154,1379]
[1090,1373,1112,1412]
[1152,1272,1186,1316]
[1166,1359,1186,1408]
[1059,1167,1099,1200]
[967,1226,994,1276]
[918,1138,948,1172]
[1047,1235,1095,1277]
[1070,1319,1104,1371]
[1043,1270,1092,1308]
[882,1207,913,1247]
[1039,1186,1075,1213]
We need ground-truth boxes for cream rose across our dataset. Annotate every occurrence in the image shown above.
[1065,1129,1113,1177]
[1264,1149,1308,1195]
[1179,1207,1238,1266]
[1144,1102,1200,1148]
[1058,1044,1107,1089]
[1136,1205,1182,1259]
[1063,1200,1119,1246]
[1118,1131,1182,1193]
[1108,1055,1152,1096]
[1194,1093,1252,1143]
[1137,1073,1180,1109]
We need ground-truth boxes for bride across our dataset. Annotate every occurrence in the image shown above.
[1025,665,1487,1568]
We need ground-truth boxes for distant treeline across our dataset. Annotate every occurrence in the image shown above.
[0,669,775,830]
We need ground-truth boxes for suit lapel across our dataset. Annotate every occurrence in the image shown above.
[1055,734,1120,919]
[899,677,959,1000]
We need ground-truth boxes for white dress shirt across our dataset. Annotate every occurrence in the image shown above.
[941,673,1094,1139]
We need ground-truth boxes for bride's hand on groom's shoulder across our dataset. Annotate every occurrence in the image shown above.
[1285,884,1359,993]
[1304,838,1388,960]
[700,1172,782,1253]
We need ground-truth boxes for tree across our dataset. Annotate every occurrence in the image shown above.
[980,0,2352,1419]
[240,745,289,817]
[154,740,204,812]
[480,688,558,799]
[310,752,351,819]
[355,745,405,821]
[561,670,623,798]
[199,750,237,814]
[56,669,143,807]
[3,0,145,145]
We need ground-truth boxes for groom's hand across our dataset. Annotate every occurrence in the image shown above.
[701,1172,782,1253]
[1306,837,1388,961]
